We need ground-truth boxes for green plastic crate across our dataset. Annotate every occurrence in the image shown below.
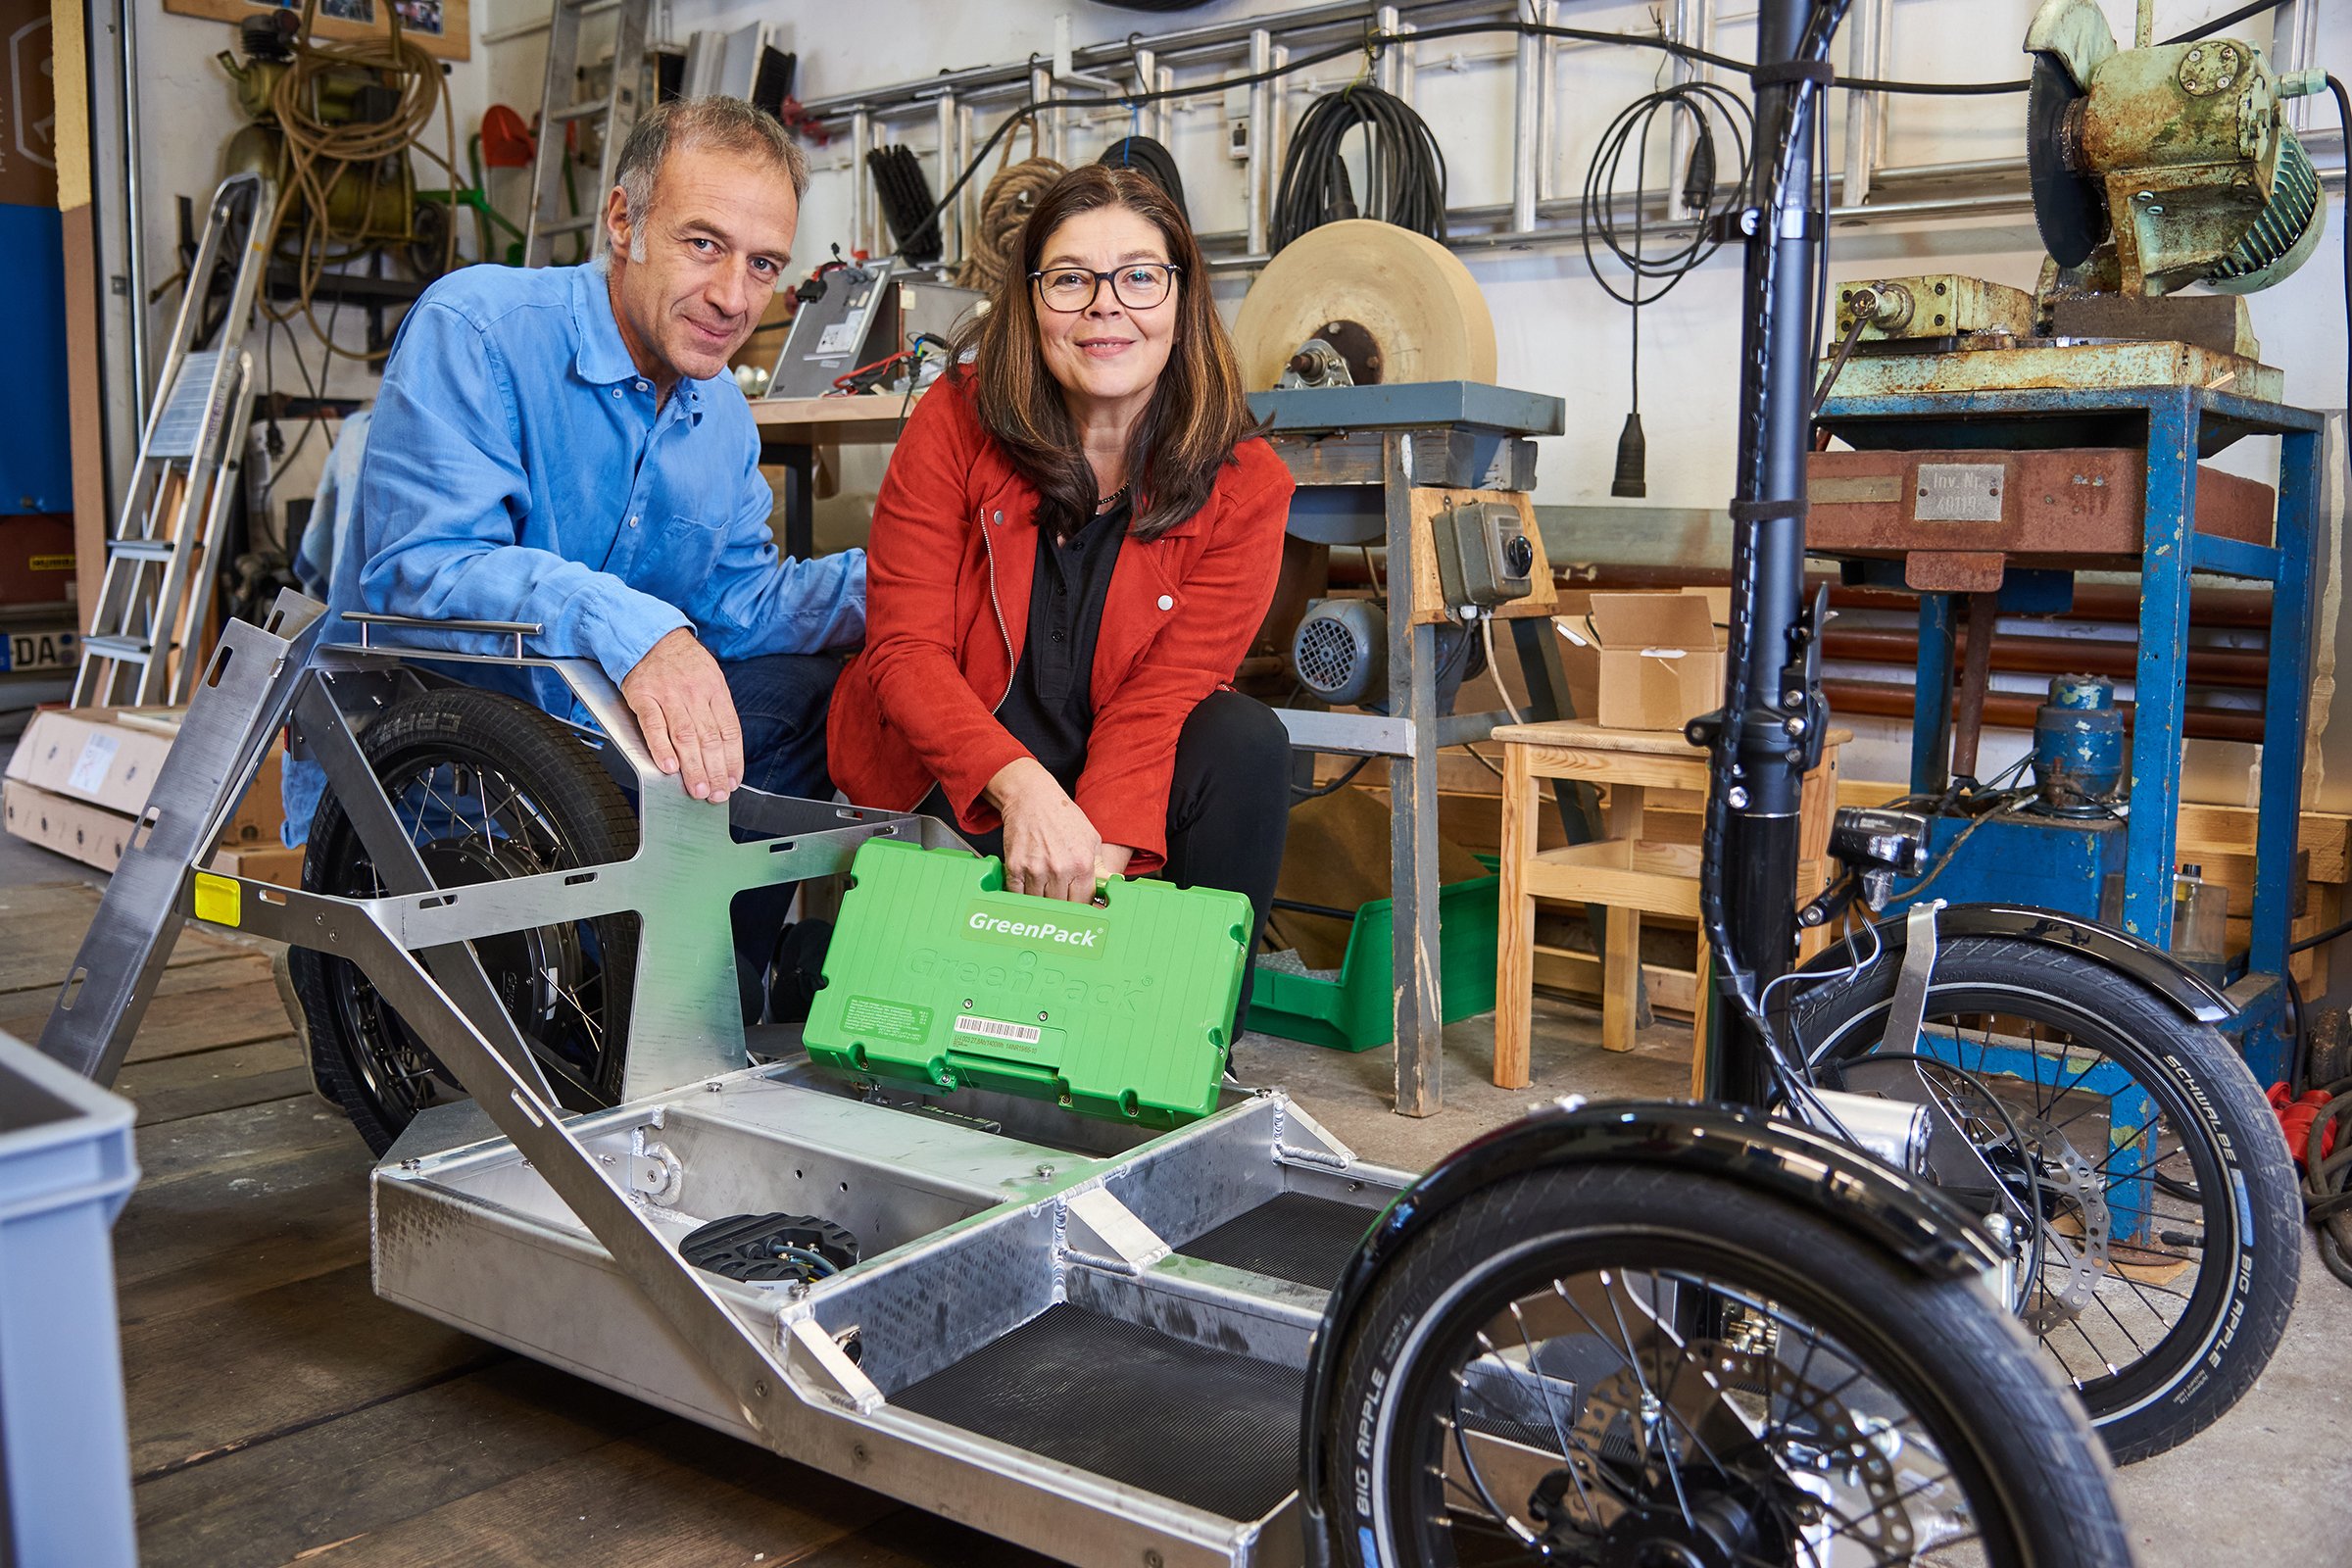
[803,838,1251,1127]
[1249,869,1501,1052]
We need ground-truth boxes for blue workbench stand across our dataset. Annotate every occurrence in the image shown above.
[1817,383,2324,1086]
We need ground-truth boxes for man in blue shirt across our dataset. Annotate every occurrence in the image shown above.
[282,95,862,1025]
[285,95,862,839]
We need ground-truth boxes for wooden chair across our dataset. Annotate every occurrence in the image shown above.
[1492,719,1845,1095]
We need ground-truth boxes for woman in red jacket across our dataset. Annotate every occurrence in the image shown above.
[828,164,1296,1041]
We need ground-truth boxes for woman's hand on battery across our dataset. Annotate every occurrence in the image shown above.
[987,758,1101,903]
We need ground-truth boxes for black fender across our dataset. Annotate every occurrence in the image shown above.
[1800,902,2234,1025]
[1294,1097,2006,1566]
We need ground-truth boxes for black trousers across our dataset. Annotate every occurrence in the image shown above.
[918,690,1293,1043]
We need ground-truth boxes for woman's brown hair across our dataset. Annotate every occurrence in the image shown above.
[954,164,1256,543]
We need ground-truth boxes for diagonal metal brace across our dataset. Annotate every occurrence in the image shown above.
[206,876,823,1435]
[39,591,326,1083]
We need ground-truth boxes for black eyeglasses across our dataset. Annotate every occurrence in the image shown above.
[1029,263,1181,313]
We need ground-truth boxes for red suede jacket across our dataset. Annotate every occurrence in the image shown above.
[827,375,1295,873]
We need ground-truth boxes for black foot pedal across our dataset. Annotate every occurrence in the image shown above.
[679,1212,860,1283]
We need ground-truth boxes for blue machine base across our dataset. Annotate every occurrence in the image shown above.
[1884,812,2127,920]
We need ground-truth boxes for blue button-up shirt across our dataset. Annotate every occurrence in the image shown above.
[283,262,864,841]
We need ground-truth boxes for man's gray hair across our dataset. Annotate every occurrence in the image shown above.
[612,97,811,263]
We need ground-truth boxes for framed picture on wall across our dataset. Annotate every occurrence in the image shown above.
[160,0,470,61]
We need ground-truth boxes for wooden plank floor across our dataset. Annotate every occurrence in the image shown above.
[0,882,1053,1568]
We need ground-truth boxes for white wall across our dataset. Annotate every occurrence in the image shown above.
[122,0,492,514]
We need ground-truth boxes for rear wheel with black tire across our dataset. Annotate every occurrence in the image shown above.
[1788,934,2300,1463]
[290,687,639,1154]
[1322,1162,2132,1567]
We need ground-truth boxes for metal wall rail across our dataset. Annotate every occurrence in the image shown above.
[776,0,2345,270]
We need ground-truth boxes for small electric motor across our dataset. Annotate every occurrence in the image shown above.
[2031,674,2125,815]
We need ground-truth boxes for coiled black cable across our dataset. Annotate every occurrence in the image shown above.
[1270,83,1447,252]
[1098,134,1190,223]
[1580,83,1754,478]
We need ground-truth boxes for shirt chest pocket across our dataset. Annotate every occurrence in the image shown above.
[641,513,728,599]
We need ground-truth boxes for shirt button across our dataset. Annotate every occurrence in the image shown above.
[635,379,649,392]
[612,388,622,399]
[1157,594,1174,611]
[628,515,639,527]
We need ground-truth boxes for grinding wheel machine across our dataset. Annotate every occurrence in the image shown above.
[1227,220,1600,1116]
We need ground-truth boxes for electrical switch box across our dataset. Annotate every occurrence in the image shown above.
[1432,498,1537,612]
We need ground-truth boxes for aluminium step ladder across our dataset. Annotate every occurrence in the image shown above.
[74,173,276,709]
[521,0,652,267]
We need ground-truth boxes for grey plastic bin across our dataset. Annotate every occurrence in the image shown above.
[0,1029,139,1568]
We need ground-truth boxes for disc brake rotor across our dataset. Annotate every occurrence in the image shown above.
[1550,1344,1915,1563]
[1943,1079,2113,1328]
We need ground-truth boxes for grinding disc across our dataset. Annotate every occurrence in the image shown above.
[2028,53,2107,269]
[1231,220,1496,392]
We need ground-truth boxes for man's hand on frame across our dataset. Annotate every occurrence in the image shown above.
[621,626,744,804]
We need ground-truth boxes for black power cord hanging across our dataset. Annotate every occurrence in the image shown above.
[1271,83,1447,252]
[1580,82,1754,497]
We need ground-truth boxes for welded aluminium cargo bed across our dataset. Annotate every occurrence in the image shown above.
[27,599,1414,1568]
[373,1061,1410,1568]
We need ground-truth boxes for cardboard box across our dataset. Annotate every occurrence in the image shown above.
[209,842,304,889]
[3,707,286,845]
[1584,592,1728,731]
[5,708,175,815]
[2,777,129,873]
[1551,590,1601,719]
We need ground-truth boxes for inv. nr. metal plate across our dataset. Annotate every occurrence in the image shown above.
[1175,1192,1379,1290]
[1913,464,2006,522]
[891,1304,1304,1524]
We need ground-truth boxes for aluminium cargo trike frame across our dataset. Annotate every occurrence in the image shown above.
[34,597,2013,1567]
[39,595,1433,1566]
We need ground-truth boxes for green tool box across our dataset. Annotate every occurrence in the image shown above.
[802,839,1251,1127]
[1248,867,1501,1053]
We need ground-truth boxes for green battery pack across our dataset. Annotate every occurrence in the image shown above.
[802,838,1252,1127]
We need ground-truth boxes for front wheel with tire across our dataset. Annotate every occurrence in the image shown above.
[1788,933,2300,1463]
[289,687,640,1154]
[1322,1161,2132,1567]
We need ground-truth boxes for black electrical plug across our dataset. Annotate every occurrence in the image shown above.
[1610,412,1647,498]
[1682,120,1718,213]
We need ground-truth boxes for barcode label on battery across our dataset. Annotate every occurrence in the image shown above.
[953,1014,1043,1047]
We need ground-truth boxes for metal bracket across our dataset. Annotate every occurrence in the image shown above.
[1059,1187,1171,1275]
[1882,900,1944,1055]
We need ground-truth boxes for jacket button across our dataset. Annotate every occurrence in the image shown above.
[992,510,1003,524]
[1157,594,1174,611]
